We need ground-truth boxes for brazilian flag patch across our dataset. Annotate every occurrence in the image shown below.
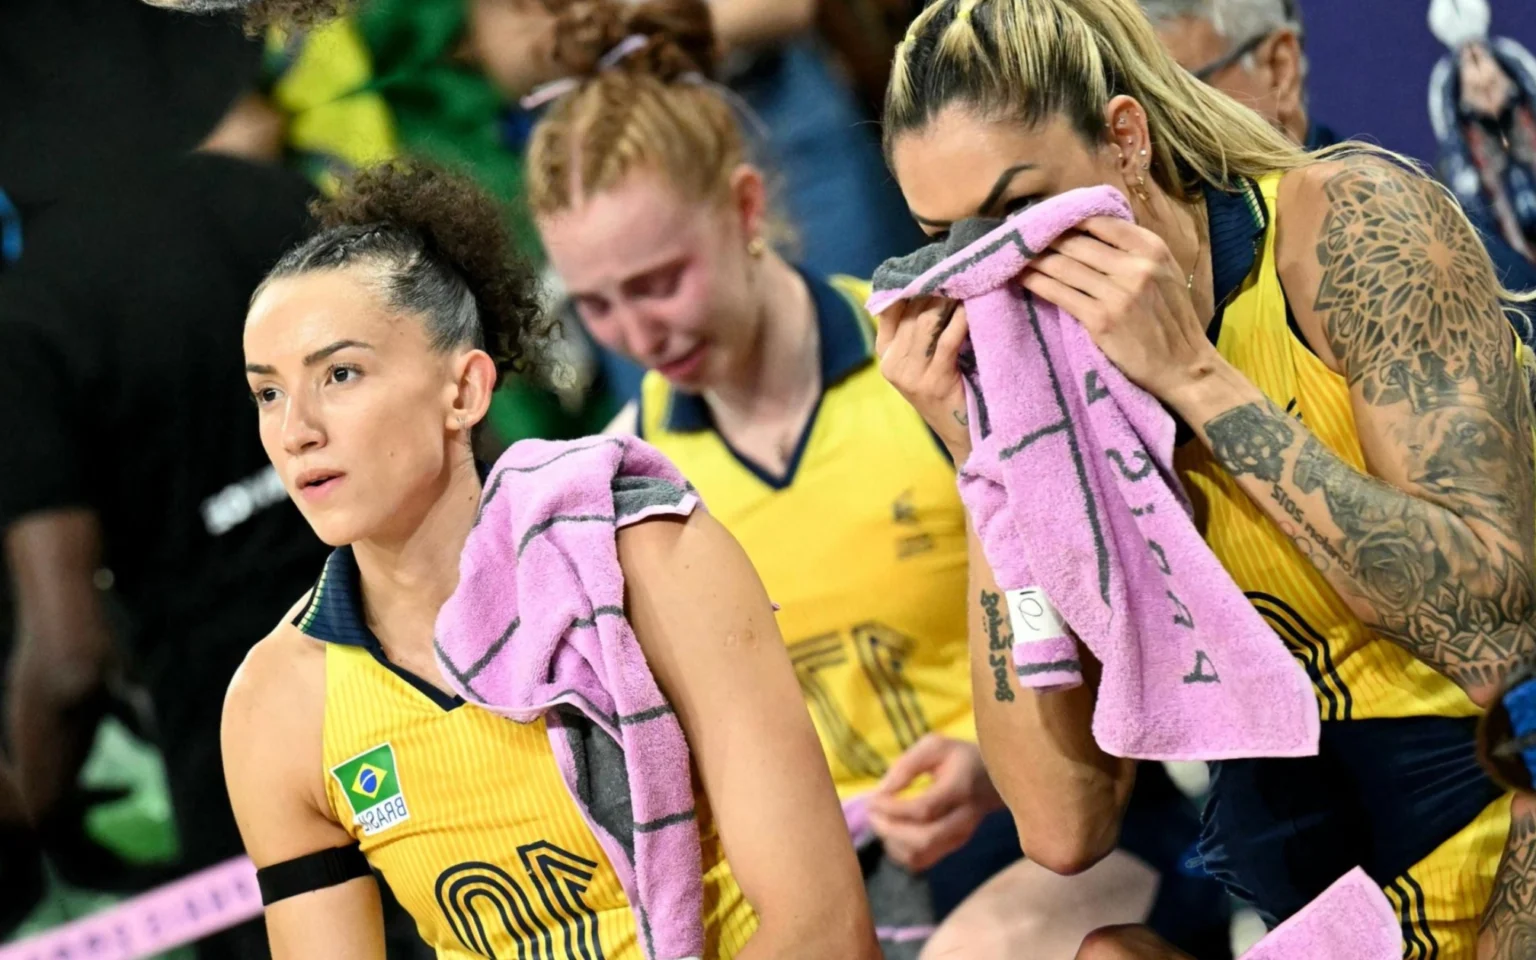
[330,743,410,836]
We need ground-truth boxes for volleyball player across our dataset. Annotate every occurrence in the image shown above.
[222,161,878,959]
[875,1,1536,957]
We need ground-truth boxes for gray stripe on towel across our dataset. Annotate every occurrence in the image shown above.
[634,809,697,833]
[518,513,617,556]
[1016,660,1084,676]
[474,439,627,527]
[618,704,676,726]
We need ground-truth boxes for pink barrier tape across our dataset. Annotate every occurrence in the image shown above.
[876,925,937,944]
[0,857,262,960]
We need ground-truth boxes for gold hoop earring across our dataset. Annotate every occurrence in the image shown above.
[747,236,767,258]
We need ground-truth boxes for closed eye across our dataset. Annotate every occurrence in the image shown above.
[628,262,684,300]
[1002,195,1039,216]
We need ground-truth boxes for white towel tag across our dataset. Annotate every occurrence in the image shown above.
[1005,587,1067,643]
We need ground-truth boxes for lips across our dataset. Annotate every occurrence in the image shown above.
[295,468,346,502]
[656,344,707,381]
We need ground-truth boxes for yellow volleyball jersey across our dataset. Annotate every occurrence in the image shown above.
[639,272,974,799]
[1174,174,1480,722]
[301,548,758,959]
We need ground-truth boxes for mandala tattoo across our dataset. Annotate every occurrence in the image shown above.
[1300,161,1536,697]
[1313,164,1511,410]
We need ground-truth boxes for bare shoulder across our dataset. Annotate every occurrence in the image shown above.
[1274,154,1503,389]
[1275,155,1487,274]
[222,591,342,864]
[224,591,326,742]
[616,509,744,589]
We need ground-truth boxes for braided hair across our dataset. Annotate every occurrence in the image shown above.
[526,0,744,217]
[257,161,548,384]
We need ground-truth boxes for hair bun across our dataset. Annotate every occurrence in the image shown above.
[313,161,545,381]
[551,0,717,84]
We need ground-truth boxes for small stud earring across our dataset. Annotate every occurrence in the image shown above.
[747,236,767,258]
[1135,172,1151,204]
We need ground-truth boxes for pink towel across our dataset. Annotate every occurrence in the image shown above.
[435,437,706,960]
[867,187,1319,761]
[1240,868,1402,959]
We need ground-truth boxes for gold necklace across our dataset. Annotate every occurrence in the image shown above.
[1187,203,1207,296]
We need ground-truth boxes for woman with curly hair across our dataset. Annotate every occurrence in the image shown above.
[220,161,878,960]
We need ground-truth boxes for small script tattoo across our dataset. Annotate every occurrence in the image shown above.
[1204,402,1296,482]
[1270,484,1351,573]
[980,590,1016,703]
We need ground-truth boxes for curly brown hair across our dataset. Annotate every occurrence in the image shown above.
[548,0,717,82]
[239,0,352,35]
[261,161,549,383]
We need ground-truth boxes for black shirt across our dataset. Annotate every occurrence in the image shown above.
[0,0,260,211]
[0,154,327,697]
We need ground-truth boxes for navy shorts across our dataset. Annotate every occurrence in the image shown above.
[1195,715,1504,927]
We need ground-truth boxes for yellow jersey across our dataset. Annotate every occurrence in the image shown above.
[1175,174,1484,723]
[639,272,974,799]
[300,548,759,959]
[1180,174,1512,960]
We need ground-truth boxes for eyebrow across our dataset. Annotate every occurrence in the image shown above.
[244,339,374,376]
[910,164,1037,229]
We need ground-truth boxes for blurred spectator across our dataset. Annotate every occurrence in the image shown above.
[1144,0,1536,332]
[0,113,327,957]
[0,0,260,265]
[0,762,44,940]
[258,1,613,447]
[1428,0,1536,267]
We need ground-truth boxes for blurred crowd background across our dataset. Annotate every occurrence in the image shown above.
[0,0,1533,955]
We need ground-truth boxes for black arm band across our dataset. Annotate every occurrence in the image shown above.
[256,844,372,906]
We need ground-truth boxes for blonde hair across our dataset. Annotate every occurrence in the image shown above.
[885,0,1535,312]
[527,0,744,221]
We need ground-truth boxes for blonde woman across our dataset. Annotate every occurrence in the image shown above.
[872,0,1536,958]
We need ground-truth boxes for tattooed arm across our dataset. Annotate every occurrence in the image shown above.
[1481,793,1536,960]
[1169,158,1536,709]
[962,517,1136,875]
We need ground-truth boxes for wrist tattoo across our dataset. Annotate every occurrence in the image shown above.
[980,590,1016,703]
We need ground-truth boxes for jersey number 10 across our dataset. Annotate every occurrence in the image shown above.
[436,841,604,960]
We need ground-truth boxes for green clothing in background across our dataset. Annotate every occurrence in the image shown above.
[261,2,614,445]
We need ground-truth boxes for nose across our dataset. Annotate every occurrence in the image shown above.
[280,391,326,457]
[611,303,669,362]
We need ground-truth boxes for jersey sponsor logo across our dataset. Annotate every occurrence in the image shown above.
[436,843,604,959]
[330,743,410,836]
[893,489,936,558]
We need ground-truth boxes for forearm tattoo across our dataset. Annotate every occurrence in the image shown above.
[980,590,1016,703]
[1480,801,1536,959]
[1206,402,1296,482]
[1198,162,1536,697]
